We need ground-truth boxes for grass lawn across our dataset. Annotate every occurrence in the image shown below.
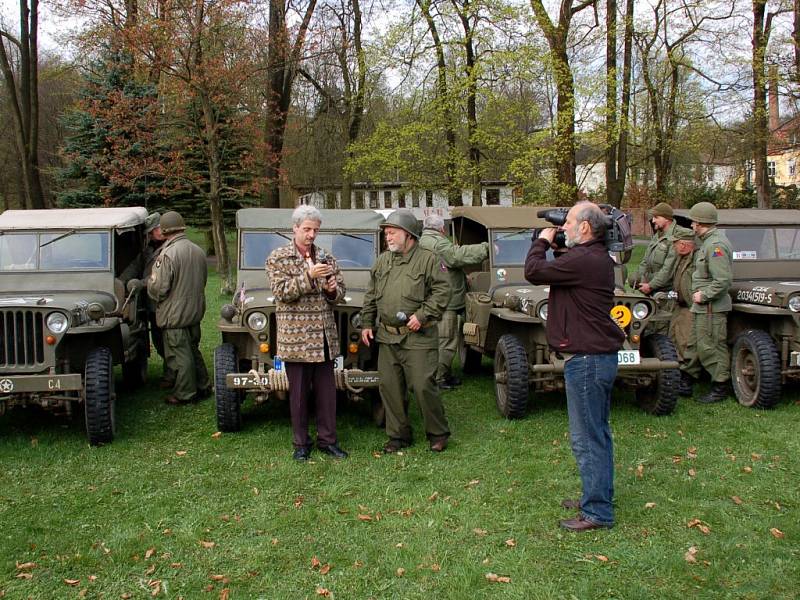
[1,243,799,599]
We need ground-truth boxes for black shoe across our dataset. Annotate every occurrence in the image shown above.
[195,386,213,400]
[697,382,730,404]
[293,446,312,461]
[318,443,348,459]
[678,372,694,397]
[445,375,462,387]
[437,380,455,391]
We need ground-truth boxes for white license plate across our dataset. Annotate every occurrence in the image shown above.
[334,356,344,370]
[617,349,640,366]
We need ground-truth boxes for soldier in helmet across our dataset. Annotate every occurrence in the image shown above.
[668,226,697,396]
[361,209,451,453]
[147,211,211,405]
[681,202,733,403]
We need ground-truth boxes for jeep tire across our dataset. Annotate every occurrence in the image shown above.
[731,329,781,409]
[494,334,529,419]
[635,334,679,416]
[85,346,115,445]
[215,343,243,431]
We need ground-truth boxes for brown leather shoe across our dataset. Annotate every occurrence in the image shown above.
[560,515,608,532]
[561,498,580,510]
[164,395,190,405]
[383,439,411,454]
[429,437,448,452]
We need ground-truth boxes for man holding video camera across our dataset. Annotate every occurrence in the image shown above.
[524,201,624,532]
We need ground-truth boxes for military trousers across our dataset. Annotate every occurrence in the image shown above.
[378,343,450,443]
[668,306,694,364]
[163,324,210,401]
[683,311,730,383]
[436,310,462,382]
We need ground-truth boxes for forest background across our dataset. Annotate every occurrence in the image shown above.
[2,0,800,291]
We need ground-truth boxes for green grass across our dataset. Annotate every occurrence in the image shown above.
[1,251,799,599]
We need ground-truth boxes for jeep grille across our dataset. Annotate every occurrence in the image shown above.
[0,309,46,367]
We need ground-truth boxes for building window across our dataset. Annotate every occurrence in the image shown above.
[355,191,364,208]
[398,193,406,208]
[789,160,796,178]
[768,161,776,179]
[412,191,419,208]
[486,188,500,205]
[383,191,392,207]
[369,190,378,209]
[425,190,433,206]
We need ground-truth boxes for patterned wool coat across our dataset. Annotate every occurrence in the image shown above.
[266,242,345,362]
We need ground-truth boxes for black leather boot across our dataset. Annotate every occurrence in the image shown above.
[678,372,694,397]
[697,381,730,404]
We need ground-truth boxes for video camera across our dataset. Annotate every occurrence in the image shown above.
[536,204,634,263]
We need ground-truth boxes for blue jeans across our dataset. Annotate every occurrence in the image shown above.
[564,353,618,527]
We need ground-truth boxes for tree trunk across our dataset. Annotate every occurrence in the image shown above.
[456,4,482,206]
[0,0,46,209]
[752,0,772,209]
[605,0,618,204]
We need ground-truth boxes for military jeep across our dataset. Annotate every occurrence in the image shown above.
[214,208,384,431]
[451,206,681,417]
[674,208,800,408]
[0,207,151,445]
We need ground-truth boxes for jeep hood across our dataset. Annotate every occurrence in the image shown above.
[0,290,118,313]
[730,281,800,309]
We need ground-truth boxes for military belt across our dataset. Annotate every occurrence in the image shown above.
[382,322,434,335]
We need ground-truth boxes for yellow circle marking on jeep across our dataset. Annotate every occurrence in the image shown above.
[610,305,632,328]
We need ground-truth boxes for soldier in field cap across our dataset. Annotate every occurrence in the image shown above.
[667,225,697,396]
[147,211,210,405]
[630,202,678,296]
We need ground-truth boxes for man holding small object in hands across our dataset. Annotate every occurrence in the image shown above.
[524,202,624,532]
[267,206,348,461]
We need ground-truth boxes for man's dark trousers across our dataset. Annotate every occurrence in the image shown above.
[285,361,337,448]
[564,353,618,527]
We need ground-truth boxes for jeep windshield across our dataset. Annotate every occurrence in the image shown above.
[240,231,377,269]
[0,231,110,271]
[492,229,534,266]
[720,226,800,261]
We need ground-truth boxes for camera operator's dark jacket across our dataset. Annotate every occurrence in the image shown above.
[524,237,624,354]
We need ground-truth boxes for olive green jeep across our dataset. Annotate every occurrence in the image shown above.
[214,208,384,431]
[452,206,681,417]
[0,207,151,445]
[674,208,800,408]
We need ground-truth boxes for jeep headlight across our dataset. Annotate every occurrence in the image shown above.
[350,312,362,329]
[46,312,69,334]
[789,295,800,313]
[247,311,268,331]
[632,302,650,320]
[537,302,548,320]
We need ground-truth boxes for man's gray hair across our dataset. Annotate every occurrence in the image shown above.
[423,214,445,231]
[575,201,607,240]
[292,205,322,226]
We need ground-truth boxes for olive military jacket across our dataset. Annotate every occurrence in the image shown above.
[147,233,208,329]
[671,251,695,307]
[418,230,489,311]
[362,243,449,349]
[267,242,345,363]
[690,227,733,314]
[631,220,678,290]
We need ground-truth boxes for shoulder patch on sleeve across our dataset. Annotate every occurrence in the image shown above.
[712,247,724,257]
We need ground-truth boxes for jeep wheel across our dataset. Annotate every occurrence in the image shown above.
[731,330,781,409]
[635,334,679,416]
[494,334,529,419]
[85,346,115,445]
[122,344,148,388]
[215,343,243,432]
[459,343,483,374]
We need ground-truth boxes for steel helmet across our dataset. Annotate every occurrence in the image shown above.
[688,202,718,225]
[380,209,421,239]
[160,211,186,234]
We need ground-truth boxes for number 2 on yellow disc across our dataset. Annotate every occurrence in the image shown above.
[610,305,632,328]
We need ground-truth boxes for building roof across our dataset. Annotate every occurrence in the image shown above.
[0,207,147,230]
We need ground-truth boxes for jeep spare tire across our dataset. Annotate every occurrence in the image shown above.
[494,334,528,419]
[84,346,115,445]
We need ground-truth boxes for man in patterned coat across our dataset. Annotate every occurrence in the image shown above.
[267,205,348,461]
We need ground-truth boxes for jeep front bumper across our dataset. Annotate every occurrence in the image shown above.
[0,374,83,395]
[225,368,380,392]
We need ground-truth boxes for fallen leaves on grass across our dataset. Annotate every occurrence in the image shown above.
[147,579,161,596]
[121,594,133,599]
[15,572,33,580]
[210,575,230,583]
[64,579,80,586]
[742,466,753,474]
[396,568,406,577]
[688,469,697,478]
[316,587,331,597]
[175,450,187,457]
[294,495,304,508]
[595,555,609,562]
[145,548,155,560]
[770,528,784,539]
[635,464,644,478]
[731,496,743,505]
[431,563,441,572]
[684,546,698,563]
[220,589,230,600]
[485,573,511,583]
[199,540,216,549]
[687,447,697,459]
[211,432,222,439]
[466,479,480,488]
[16,562,36,571]
[428,491,439,502]
[644,502,656,509]
[357,514,372,522]
[473,528,488,536]
[687,519,711,535]
[504,539,516,547]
